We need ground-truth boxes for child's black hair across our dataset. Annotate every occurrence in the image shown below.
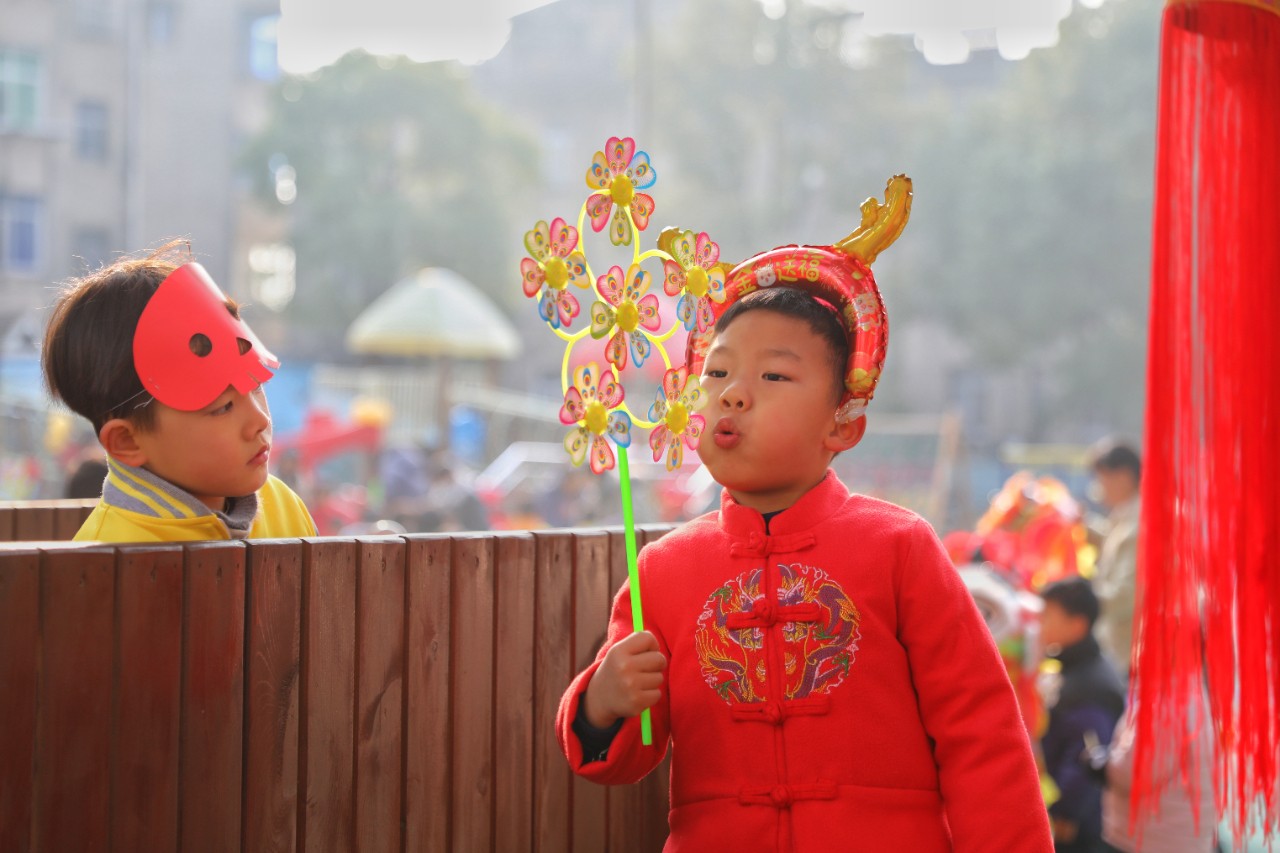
[714,287,848,402]
[1090,440,1141,483]
[1040,576,1101,628]
[42,240,192,433]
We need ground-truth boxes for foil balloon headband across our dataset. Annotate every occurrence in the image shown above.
[685,174,912,425]
[518,137,911,745]
[132,263,278,412]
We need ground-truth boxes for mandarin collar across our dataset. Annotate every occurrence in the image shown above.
[719,469,847,542]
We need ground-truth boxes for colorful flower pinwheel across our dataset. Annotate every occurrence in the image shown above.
[560,362,632,475]
[590,264,661,370]
[520,217,590,329]
[585,137,656,246]
[661,230,726,333]
[648,367,706,471]
[521,137,716,747]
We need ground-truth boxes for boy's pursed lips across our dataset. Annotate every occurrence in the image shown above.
[712,418,741,450]
[250,444,271,466]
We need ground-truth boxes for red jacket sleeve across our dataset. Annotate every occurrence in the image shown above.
[897,519,1054,851]
[556,568,672,784]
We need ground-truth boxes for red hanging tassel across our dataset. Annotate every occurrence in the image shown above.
[1133,0,1280,843]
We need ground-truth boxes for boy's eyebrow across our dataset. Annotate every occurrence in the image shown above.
[704,345,802,362]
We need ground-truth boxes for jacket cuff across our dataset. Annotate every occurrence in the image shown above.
[556,660,650,783]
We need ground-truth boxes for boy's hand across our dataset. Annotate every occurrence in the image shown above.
[583,631,667,729]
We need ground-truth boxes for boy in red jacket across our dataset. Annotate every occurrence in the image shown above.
[557,219,1053,851]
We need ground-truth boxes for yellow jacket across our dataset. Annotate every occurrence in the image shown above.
[74,474,316,542]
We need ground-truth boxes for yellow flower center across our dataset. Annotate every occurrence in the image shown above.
[584,400,609,435]
[686,266,709,298]
[610,174,635,208]
[665,401,689,436]
[616,300,639,332]
[544,256,569,290]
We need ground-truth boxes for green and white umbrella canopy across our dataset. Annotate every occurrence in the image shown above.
[346,267,521,360]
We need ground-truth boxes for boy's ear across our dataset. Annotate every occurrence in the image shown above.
[98,418,148,467]
[824,413,867,454]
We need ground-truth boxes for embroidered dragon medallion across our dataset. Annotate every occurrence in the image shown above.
[695,563,862,704]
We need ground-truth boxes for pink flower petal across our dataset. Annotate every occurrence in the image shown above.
[549,217,579,257]
[521,257,545,298]
[586,193,613,233]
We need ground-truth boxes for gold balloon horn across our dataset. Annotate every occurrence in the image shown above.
[834,174,913,266]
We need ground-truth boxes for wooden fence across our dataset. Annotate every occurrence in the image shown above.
[0,528,673,852]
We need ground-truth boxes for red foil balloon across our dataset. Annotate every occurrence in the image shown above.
[686,175,911,421]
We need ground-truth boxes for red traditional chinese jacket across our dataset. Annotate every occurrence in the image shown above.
[557,471,1053,852]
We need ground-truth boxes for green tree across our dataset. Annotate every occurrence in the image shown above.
[242,52,538,349]
[638,0,1156,439]
[917,0,1157,436]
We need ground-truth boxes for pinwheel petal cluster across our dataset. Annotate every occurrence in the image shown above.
[520,217,590,329]
[522,138,707,476]
[585,137,656,246]
[661,230,726,333]
[648,367,706,471]
[560,362,632,474]
[590,264,662,370]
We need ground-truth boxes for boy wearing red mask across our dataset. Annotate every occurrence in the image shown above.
[42,242,314,541]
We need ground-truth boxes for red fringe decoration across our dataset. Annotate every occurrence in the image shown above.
[1133,0,1280,844]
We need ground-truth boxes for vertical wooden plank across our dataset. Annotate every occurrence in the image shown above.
[299,540,357,853]
[493,534,536,853]
[181,542,246,853]
[14,506,54,541]
[450,536,494,852]
[637,527,672,853]
[572,531,613,672]
[354,538,404,853]
[0,548,39,851]
[112,545,184,852]
[404,537,452,853]
[243,540,302,853]
[571,532,610,853]
[36,546,115,853]
[605,530,644,853]
[0,505,18,541]
[53,504,88,540]
[532,532,574,853]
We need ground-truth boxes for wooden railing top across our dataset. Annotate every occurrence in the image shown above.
[0,498,98,542]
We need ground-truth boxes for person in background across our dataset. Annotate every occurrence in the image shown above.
[1039,577,1127,852]
[64,455,108,499]
[422,462,489,532]
[1087,440,1142,678]
[1098,676,1218,853]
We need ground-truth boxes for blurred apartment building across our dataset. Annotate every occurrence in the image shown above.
[0,0,288,362]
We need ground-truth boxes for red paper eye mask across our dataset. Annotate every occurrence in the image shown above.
[132,263,279,411]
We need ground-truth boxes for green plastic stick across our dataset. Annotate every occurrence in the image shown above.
[616,445,653,746]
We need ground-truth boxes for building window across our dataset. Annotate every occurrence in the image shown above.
[71,227,112,270]
[1,197,43,274]
[73,0,114,33]
[0,52,41,131]
[248,15,280,82]
[75,101,108,161]
[147,2,175,45]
